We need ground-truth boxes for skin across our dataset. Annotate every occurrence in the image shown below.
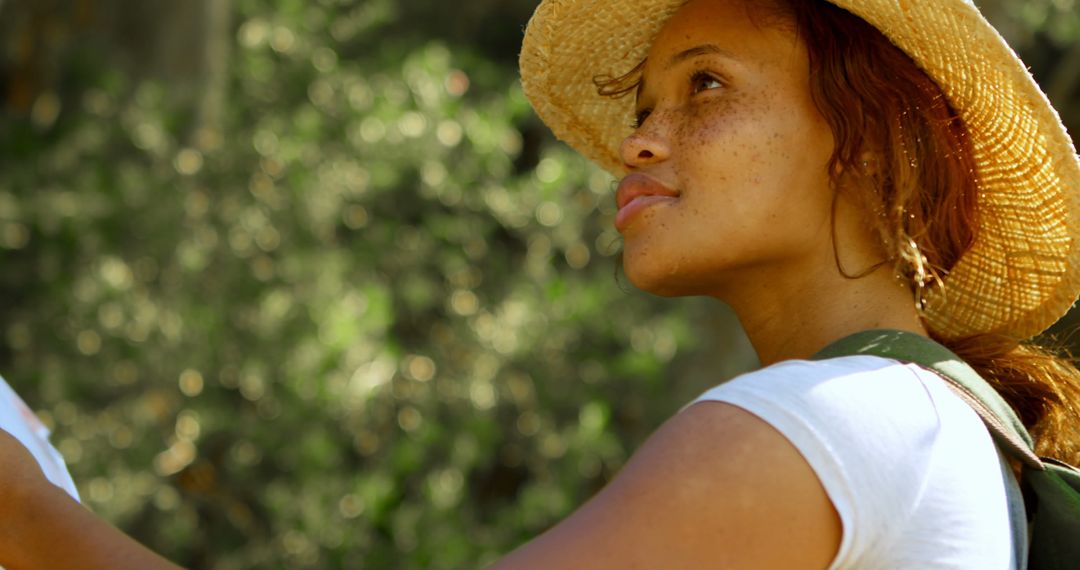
[617,0,925,365]
[0,429,183,570]
[0,0,927,567]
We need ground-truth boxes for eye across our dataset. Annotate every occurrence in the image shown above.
[690,71,724,95]
[632,108,652,129]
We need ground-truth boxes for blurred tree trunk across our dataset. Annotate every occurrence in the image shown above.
[195,0,231,149]
[0,0,230,137]
[0,0,84,117]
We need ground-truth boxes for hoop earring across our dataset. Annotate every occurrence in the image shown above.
[830,189,891,280]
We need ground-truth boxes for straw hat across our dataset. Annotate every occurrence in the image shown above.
[519,0,1080,341]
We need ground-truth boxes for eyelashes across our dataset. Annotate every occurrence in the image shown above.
[632,109,651,129]
[689,70,725,94]
[631,68,727,129]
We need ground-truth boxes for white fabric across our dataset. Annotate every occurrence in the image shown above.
[0,375,80,502]
[687,355,1016,569]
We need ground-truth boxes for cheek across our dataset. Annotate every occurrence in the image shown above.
[675,98,834,245]
[675,92,795,174]
[675,95,799,202]
[674,95,741,152]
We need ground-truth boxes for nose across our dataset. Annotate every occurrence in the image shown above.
[619,121,671,168]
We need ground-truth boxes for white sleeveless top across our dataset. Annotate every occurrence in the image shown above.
[686,355,1019,569]
[0,375,80,501]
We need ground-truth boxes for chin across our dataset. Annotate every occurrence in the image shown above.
[622,257,699,298]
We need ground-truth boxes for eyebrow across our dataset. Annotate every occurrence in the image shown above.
[666,44,739,69]
[637,44,740,102]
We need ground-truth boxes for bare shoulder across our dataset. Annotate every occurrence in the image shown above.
[490,401,840,570]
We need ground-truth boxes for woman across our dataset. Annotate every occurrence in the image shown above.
[1,0,1078,568]
[506,0,1080,567]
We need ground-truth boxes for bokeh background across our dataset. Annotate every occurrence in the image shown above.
[0,0,1078,568]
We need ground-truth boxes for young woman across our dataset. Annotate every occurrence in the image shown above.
[505,0,1080,567]
[1,0,1078,568]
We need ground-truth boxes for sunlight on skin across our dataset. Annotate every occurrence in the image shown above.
[616,0,925,365]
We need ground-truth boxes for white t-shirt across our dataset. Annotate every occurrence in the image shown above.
[0,375,80,501]
[686,355,1019,569]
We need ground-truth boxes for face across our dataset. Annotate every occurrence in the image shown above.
[616,0,837,299]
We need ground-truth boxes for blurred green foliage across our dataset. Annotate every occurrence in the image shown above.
[0,0,758,568]
[0,0,1077,568]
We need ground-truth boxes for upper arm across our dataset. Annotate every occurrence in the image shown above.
[490,401,841,570]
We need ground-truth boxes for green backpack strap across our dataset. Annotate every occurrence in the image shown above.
[1028,458,1080,570]
[813,329,1080,570]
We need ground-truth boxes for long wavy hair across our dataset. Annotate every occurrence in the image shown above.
[783,0,1080,465]
[597,0,1080,464]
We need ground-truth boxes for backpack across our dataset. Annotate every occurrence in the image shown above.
[813,329,1080,570]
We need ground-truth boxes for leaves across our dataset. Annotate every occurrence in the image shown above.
[2,0,1074,568]
[0,1,714,567]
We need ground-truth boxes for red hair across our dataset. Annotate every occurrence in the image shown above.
[783,0,1080,463]
[597,0,1080,463]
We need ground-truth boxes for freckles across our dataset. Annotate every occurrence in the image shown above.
[683,97,734,145]
[627,236,651,259]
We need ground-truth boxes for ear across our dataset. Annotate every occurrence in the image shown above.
[857,152,879,176]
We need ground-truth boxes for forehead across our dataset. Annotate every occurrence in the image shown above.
[643,0,798,72]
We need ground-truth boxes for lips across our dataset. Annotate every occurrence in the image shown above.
[614,173,680,232]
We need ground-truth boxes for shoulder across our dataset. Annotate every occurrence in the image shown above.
[693,355,950,492]
[689,356,996,566]
[692,355,942,435]
[492,394,841,569]
[713,353,922,391]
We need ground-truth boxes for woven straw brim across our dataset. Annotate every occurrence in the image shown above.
[520,0,1080,340]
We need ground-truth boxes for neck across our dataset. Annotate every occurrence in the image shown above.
[724,261,928,366]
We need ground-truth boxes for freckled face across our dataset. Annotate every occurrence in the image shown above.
[617,0,836,298]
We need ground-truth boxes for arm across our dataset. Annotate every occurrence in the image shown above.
[0,429,184,570]
[490,402,841,569]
